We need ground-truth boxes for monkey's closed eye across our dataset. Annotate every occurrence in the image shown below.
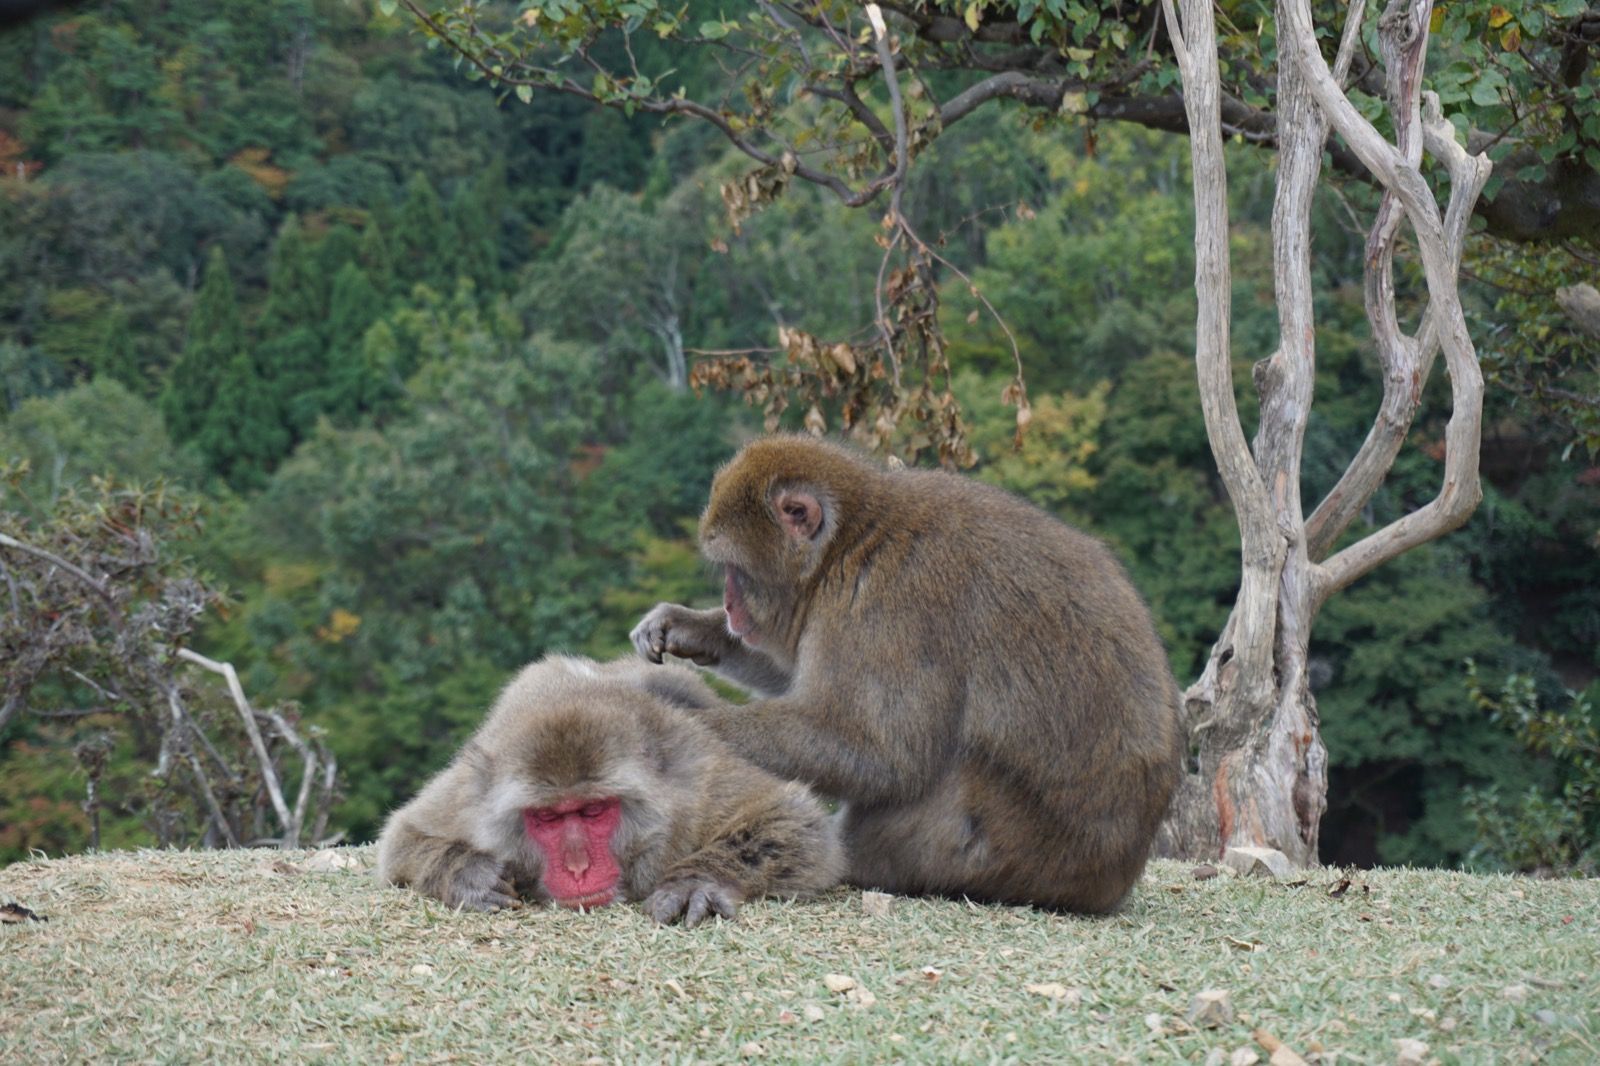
[529,809,562,824]
[580,802,608,818]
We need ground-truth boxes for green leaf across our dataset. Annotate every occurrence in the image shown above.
[698,19,730,39]
[377,0,397,14]
[1470,80,1502,107]
[515,84,533,104]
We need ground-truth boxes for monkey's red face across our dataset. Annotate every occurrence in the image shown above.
[522,798,624,908]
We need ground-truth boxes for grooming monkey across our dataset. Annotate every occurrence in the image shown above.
[632,435,1183,913]
[376,655,844,926]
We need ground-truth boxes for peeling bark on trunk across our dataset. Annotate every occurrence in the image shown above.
[1156,0,1489,866]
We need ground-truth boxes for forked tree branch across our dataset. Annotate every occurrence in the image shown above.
[177,648,299,845]
[1162,0,1280,711]
[1282,0,1490,602]
[1306,100,1490,558]
[0,531,122,627]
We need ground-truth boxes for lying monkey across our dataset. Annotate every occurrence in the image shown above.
[375,655,843,926]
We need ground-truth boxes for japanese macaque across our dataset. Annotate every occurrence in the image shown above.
[632,435,1183,913]
[375,655,844,926]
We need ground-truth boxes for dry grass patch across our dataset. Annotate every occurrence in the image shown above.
[2,849,1595,1063]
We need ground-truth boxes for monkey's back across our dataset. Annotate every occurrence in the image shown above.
[850,465,1183,910]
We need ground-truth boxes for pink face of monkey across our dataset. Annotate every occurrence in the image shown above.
[522,797,624,908]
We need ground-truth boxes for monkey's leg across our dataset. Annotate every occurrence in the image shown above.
[377,821,521,912]
[838,781,989,898]
[632,603,793,696]
[644,785,843,927]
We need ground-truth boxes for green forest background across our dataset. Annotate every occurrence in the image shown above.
[2,0,1596,871]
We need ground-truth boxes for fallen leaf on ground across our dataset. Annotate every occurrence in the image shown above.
[1193,864,1219,880]
[1188,988,1234,1028]
[1223,846,1295,879]
[822,974,857,994]
[860,891,894,917]
[1024,982,1081,1003]
[300,848,364,872]
[1394,1037,1429,1065]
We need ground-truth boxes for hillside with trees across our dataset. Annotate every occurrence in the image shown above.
[2,0,1596,873]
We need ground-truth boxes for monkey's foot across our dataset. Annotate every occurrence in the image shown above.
[643,876,742,928]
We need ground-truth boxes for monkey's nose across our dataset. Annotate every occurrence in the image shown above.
[563,838,591,878]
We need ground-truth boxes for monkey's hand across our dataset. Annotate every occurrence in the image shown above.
[433,852,521,913]
[631,604,732,667]
[643,876,743,928]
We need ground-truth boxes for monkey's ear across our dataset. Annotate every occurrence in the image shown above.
[773,489,825,541]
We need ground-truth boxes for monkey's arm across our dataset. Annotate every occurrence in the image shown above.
[631,603,793,697]
[694,671,959,807]
[375,769,525,912]
[643,779,844,928]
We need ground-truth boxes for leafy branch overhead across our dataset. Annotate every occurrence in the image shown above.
[397,0,1599,245]
[397,0,1597,465]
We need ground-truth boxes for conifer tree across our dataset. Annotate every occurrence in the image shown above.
[392,173,455,291]
[96,306,144,396]
[161,245,242,445]
[203,351,291,491]
[451,163,504,292]
[257,215,329,437]
[321,261,384,421]
[358,218,396,299]
[316,224,361,294]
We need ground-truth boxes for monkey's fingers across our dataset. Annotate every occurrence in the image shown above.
[642,881,693,924]
[645,877,741,928]
[447,864,521,912]
[682,882,741,929]
[629,612,668,664]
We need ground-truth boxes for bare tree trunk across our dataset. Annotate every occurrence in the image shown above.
[649,314,688,391]
[1157,0,1489,865]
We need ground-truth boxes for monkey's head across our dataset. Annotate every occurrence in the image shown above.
[470,668,700,908]
[699,436,873,648]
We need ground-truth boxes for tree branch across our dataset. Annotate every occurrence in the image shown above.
[1285,0,1489,602]
[176,647,296,843]
[0,531,122,627]
[1164,0,1281,710]
[1306,94,1489,559]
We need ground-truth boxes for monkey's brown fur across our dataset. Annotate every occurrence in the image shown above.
[375,655,844,924]
[633,435,1183,913]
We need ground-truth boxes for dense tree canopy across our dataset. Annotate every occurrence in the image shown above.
[1,0,1594,867]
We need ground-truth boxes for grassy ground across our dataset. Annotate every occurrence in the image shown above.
[1,848,1594,1064]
